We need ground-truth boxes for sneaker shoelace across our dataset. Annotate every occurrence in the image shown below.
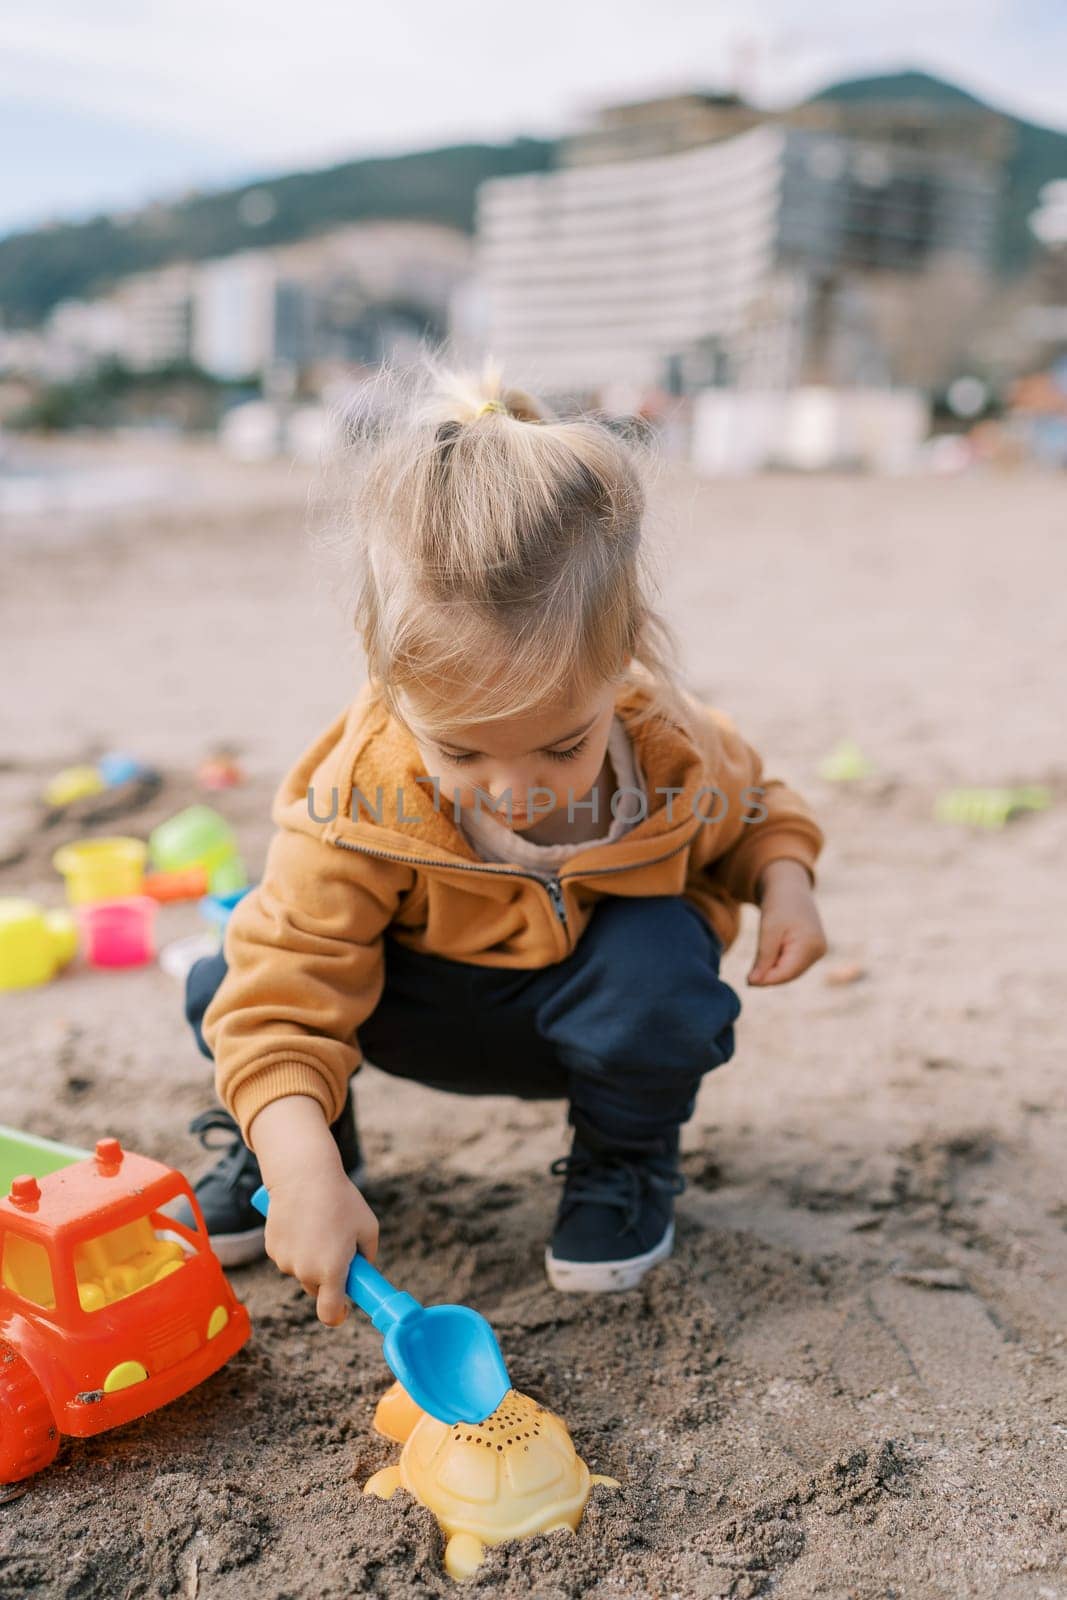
[550,1147,685,1236]
[188,1107,260,1196]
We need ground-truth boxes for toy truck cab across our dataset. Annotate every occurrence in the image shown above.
[0,1136,250,1485]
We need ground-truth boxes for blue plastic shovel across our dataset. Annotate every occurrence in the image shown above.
[250,1185,510,1425]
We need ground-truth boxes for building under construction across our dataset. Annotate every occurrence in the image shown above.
[475,91,1005,398]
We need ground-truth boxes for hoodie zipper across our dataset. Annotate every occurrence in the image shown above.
[544,876,567,926]
[334,835,572,943]
[332,830,698,951]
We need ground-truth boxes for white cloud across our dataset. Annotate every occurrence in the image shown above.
[0,0,1063,229]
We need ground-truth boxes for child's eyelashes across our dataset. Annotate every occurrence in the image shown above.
[545,737,588,763]
[437,737,589,767]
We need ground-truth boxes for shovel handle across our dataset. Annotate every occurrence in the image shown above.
[250,1185,420,1333]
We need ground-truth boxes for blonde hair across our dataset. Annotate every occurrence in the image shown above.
[326,350,685,736]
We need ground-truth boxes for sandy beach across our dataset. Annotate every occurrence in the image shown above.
[1,446,1065,1598]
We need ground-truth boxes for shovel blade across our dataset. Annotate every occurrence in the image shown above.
[385,1304,510,1425]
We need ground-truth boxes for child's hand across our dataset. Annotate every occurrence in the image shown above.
[748,859,827,987]
[264,1168,379,1326]
[249,1094,380,1326]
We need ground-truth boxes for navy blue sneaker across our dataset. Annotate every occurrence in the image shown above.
[545,1118,684,1292]
[175,1098,364,1267]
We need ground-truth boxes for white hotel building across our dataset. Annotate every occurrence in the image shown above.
[475,120,999,398]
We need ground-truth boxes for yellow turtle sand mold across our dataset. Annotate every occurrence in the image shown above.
[364,1382,620,1580]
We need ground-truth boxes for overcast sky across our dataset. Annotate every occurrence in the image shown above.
[2,0,1065,236]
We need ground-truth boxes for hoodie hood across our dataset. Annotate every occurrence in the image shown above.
[274,680,714,872]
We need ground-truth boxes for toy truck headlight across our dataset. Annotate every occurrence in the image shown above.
[103,1360,148,1393]
[207,1305,229,1339]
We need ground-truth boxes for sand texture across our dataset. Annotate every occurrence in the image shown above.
[1,450,1065,1597]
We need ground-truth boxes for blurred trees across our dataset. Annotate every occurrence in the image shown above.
[0,140,553,328]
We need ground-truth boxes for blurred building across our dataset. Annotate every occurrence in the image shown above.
[192,253,281,380]
[42,266,194,378]
[191,222,472,383]
[479,126,782,395]
[114,267,194,371]
[776,134,998,276]
[562,91,762,165]
[1022,184,1067,357]
[21,222,472,391]
[476,94,1002,397]
[786,90,1014,169]
[265,220,470,372]
[40,299,131,380]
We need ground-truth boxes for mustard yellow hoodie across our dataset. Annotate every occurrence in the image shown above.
[204,683,823,1139]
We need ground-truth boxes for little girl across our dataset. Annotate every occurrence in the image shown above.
[182,362,826,1322]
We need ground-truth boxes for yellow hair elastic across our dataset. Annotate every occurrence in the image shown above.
[476,399,508,417]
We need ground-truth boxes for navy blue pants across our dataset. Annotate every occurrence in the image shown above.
[185,895,741,1144]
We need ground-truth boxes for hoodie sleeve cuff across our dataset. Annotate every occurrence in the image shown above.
[228,1059,349,1148]
[719,825,822,906]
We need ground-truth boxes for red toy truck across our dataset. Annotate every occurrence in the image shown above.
[0,1129,250,1485]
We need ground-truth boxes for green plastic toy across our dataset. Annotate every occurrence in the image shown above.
[149,806,247,895]
[0,1125,85,1194]
[934,786,1052,830]
[817,739,875,783]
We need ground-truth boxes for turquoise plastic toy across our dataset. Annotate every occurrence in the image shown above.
[250,1186,510,1425]
[98,752,150,787]
[199,886,251,933]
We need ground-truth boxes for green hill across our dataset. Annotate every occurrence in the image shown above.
[814,67,988,111]
[2,71,1065,328]
[0,138,554,328]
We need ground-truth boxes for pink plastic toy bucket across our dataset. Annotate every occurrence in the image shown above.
[78,896,157,969]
